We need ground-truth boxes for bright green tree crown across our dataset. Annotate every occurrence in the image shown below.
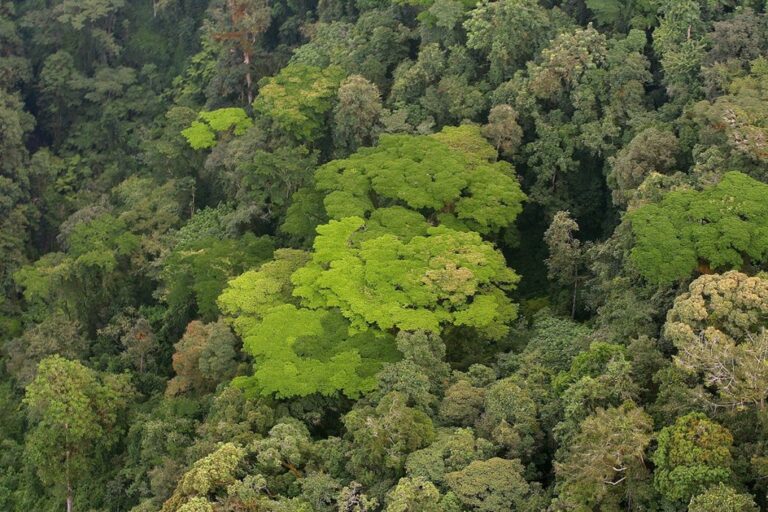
[316,124,526,235]
[628,171,768,284]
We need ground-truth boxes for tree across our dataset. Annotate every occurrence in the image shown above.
[161,233,275,322]
[375,330,451,413]
[385,477,442,512]
[405,428,494,487]
[333,75,384,156]
[688,484,758,512]
[477,376,541,461]
[315,125,526,235]
[664,271,768,410]
[653,413,734,505]
[4,313,86,386]
[207,0,271,104]
[554,348,641,450]
[584,0,657,31]
[24,356,134,512]
[439,379,487,427]
[336,482,378,512]
[652,0,708,106]
[627,172,768,284]
[689,58,768,182]
[249,419,315,488]
[502,26,651,217]
[291,217,520,338]
[481,104,522,157]
[607,128,680,207]
[553,402,654,511]
[20,0,126,72]
[202,133,318,227]
[544,211,584,318]
[14,213,141,332]
[463,0,564,85]
[166,320,239,396]
[0,85,34,312]
[219,250,399,398]
[161,442,246,512]
[253,64,345,144]
[233,305,399,398]
[444,457,544,512]
[181,108,253,150]
[344,392,436,484]
[121,316,158,374]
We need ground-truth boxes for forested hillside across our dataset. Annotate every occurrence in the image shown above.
[3,0,768,510]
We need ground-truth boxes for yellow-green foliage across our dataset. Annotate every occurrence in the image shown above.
[219,250,399,398]
[316,125,525,234]
[253,64,345,143]
[627,172,768,284]
[292,217,519,338]
[181,108,253,150]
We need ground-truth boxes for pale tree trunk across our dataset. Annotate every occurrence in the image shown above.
[244,50,253,105]
[65,432,73,512]
[66,479,73,512]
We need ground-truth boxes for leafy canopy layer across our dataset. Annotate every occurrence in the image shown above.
[292,216,520,338]
[181,108,253,150]
[219,249,398,398]
[316,124,525,234]
[628,172,768,284]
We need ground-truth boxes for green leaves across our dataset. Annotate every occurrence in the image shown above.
[219,124,524,398]
[292,217,519,338]
[585,0,657,30]
[554,402,653,510]
[220,213,518,398]
[627,172,768,284]
[24,356,134,503]
[653,413,734,504]
[162,234,275,322]
[231,305,398,398]
[253,64,345,143]
[219,249,398,398]
[181,108,253,150]
[316,125,526,234]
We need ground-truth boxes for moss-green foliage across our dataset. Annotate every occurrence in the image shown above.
[24,356,134,508]
[217,249,311,320]
[553,342,626,393]
[688,483,758,512]
[11,1,768,510]
[585,0,657,29]
[161,234,275,322]
[316,125,525,234]
[220,125,523,398]
[253,64,345,143]
[444,457,543,512]
[181,108,253,150]
[14,214,141,326]
[653,413,734,505]
[627,172,768,284]
[553,402,654,510]
[344,392,436,481]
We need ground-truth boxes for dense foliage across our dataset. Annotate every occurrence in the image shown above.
[3,1,768,511]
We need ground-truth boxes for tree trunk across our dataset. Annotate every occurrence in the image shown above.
[571,274,578,319]
[66,480,73,512]
[244,49,253,105]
